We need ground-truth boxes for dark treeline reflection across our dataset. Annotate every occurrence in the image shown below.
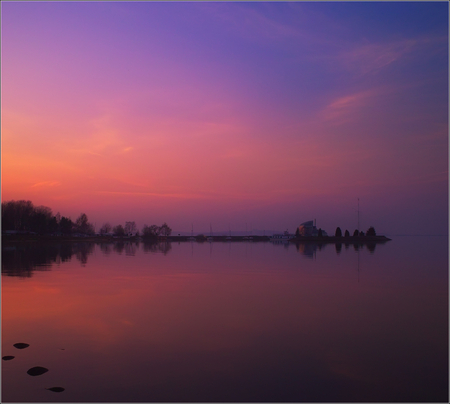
[295,240,378,257]
[1,240,171,276]
[142,241,172,255]
[1,243,94,277]
[2,240,380,276]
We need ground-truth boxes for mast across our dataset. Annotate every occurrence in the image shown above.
[357,198,360,232]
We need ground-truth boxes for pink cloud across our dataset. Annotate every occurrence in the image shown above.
[338,35,447,76]
[31,181,61,188]
[320,89,380,124]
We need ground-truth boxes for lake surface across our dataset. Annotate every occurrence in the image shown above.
[2,236,448,402]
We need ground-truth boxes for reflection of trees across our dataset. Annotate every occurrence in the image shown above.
[100,243,112,255]
[143,241,172,255]
[125,242,137,256]
[1,242,96,277]
[295,243,319,258]
[114,242,125,254]
[60,243,74,262]
[2,245,53,277]
[75,243,95,266]
[294,240,383,257]
[101,241,139,256]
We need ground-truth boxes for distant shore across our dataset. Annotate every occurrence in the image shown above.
[1,233,391,244]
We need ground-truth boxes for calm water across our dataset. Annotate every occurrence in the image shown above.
[1,237,448,402]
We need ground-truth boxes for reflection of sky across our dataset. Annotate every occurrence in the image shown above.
[1,2,448,236]
[1,238,447,402]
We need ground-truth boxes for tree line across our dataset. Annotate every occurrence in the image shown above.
[333,226,376,237]
[294,226,377,238]
[1,200,171,238]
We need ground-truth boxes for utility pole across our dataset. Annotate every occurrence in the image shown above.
[357,198,360,232]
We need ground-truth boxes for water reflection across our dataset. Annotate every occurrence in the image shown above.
[99,242,112,255]
[1,241,175,276]
[1,237,448,402]
[2,240,385,276]
[142,241,172,255]
[1,243,87,277]
[294,242,323,258]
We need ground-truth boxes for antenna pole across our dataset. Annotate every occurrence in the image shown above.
[357,198,360,232]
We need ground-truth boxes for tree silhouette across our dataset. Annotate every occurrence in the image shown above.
[60,217,73,234]
[75,213,94,234]
[2,199,176,240]
[335,227,342,237]
[125,221,137,235]
[159,222,172,237]
[318,228,323,237]
[142,224,158,238]
[366,226,376,236]
[113,224,125,237]
[31,206,54,234]
[295,228,300,237]
[353,229,359,237]
[99,223,112,235]
[344,229,350,237]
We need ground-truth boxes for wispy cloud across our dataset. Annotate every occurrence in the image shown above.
[67,113,134,158]
[201,2,303,42]
[338,35,447,76]
[320,89,380,124]
[31,181,61,188]
[339,39,416,75]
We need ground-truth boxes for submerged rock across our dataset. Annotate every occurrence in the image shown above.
[27,366,49,376]
[46,387,65,393]
[2,356,15,361]
[13,343,30,349]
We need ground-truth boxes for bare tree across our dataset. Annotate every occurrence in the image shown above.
[100,223,112,235]
[113,224,125,237]
[142,224,159,238]
[75,213,94,234]
[124,221,137,235]
[159,222,172,237]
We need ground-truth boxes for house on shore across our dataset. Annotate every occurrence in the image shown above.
[297,220,328,237]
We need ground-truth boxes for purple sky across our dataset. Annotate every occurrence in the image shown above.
[2,1,448,235]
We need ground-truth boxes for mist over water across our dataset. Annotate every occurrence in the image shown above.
[2,236,448,402]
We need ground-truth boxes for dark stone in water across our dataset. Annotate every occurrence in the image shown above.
[27,366,49,376]
[2,356,15,361]
[46,387,65,393]
[13,343,29,349]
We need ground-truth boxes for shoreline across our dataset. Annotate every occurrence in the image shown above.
[1,234,391,244]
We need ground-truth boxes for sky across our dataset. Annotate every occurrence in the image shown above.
[1,1,448,236]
